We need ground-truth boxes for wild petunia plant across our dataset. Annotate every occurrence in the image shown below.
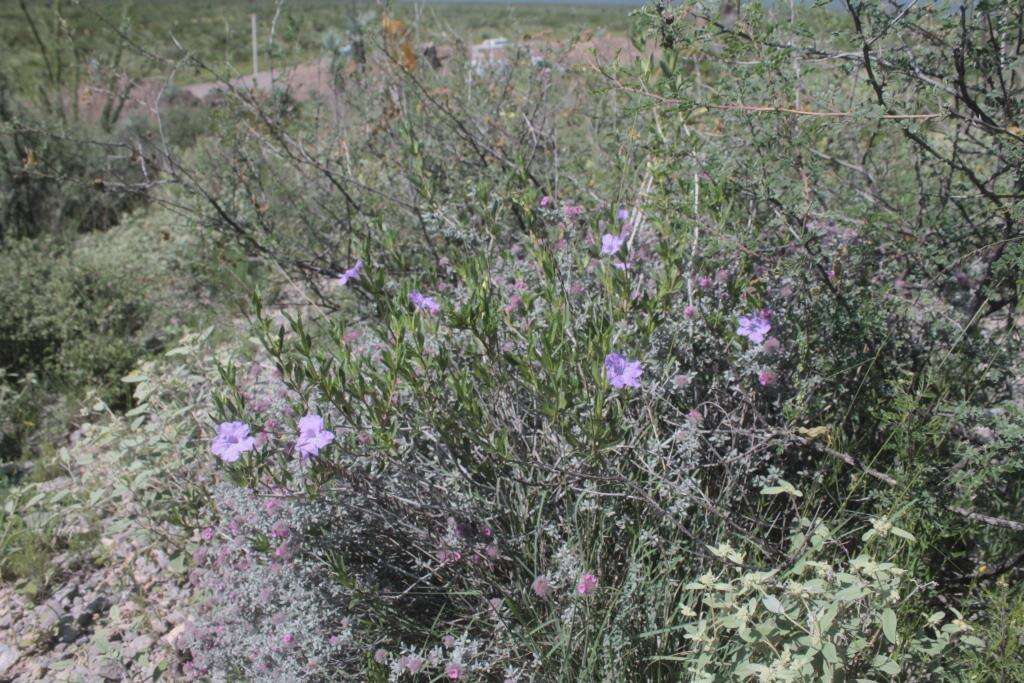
[187,1,1024,677]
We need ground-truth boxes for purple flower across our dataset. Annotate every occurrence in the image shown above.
[445,662,464,680]
[532,575,552,598]
[758,369,777,386]
[410,291,441,315]
[604,352,643,389]
[577,573,598,595]
[612,260,631,271]
[539,195,553,207]
[683,305,696,319]
[698,276,712,289]
[336,259,363,286]
[374,648,388,664]
[763,337,781,355]
[616,207,630,222]
[295,414,334,459]
[601,233,625,256]
[736,312,772,345]
[211,421,256,463]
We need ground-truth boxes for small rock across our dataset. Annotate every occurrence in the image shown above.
[0,643,21,677]
[96,658,125,681]
[26,661,48,680]
[972,425,995,443]
[76,595,112,627]
[56,616,82,645]
[52,584,80,608]
[162,622,188,650]
[125,634,154,660]
[31,605,60,634]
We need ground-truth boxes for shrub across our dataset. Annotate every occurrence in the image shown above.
[0,208,239,461]
[181,1,1024,677]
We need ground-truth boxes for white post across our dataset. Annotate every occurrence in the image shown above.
[251,13,258,85]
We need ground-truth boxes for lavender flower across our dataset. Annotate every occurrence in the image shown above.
[211,421,256,463]
[604,353,643,389]
[616,207,630,222]
[532,575,552,598]
[601,233,625,256]
[410,291,441,315]
[336,259,363,286]
[295,414,334,459]
[736,312,772,345]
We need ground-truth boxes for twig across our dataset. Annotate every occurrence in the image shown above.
[950,507,1024,533]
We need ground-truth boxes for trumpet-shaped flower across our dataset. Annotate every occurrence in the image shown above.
[605,353,643,389]
[601,233,625,256]
[736,312,772,345]
[410,291,441,315]
[336,259,363,286]
[211,421,256,463]
[296,414,334,458]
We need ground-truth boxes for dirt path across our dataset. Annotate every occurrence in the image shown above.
[93,36,641,121]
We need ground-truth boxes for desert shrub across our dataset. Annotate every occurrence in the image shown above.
[0,208,245,462]
[194,200,984,678]
[0,236,147,393]
[177,0,1024,678]
[0,74,152,242]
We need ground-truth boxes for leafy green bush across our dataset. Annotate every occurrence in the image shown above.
[0,207,243,462]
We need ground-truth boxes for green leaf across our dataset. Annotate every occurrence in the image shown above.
[881,608,898,644]
[762,595,785,614]
[760,479,803,497]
